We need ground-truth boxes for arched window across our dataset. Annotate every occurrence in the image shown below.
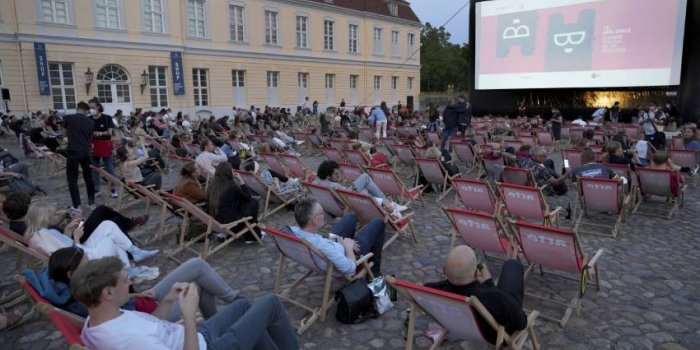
[96,64,131,104]
[97,64,130,82]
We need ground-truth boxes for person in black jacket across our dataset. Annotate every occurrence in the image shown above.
[440,96,470,151]
[63,101,95,211]
[425,245,527,345]
[207,162,260,242]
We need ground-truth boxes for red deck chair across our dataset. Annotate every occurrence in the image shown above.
[0,226,48,272]
[387,277,540,350]
[321,147,344,163]
[394,144,417,169]
[518,135,537,148]
[337,162,365,182]
[161,192,260,262]
[501,166,536,187]
[259,152,288,177]
[415,157,461,202]
[127,183,180,243]
[367,166,425,207]
[359,127,374,142]
[444,207,516,258]
[329,139,353,150]
[341,149,370,167]
[569,128,583,145]
[264,225,374,334]
[632,168,686,219]
[453,178,500,214]
[605,163,637,204]
[474,134,488,145]
[280,154,312,179]
[671,135,684,149]
[499,183,562,226]
[237,170,298,219]
[37,302,88,350]
[427,132,441,146]
[623,125,641,141]
[669,149,699,187]
[90,165,146,210]
[537,130,556,150]
[450,141,480,170]
[302,181,346,217]
[574,178,630,238]
[504,140,523,151]
[513,221,603,327]
[562,149,584,172]
[480,156,505,181]
[335,188,417,248]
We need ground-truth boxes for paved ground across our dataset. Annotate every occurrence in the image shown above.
[1,135,699,350]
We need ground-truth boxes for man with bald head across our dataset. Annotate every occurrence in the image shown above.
[425,245,527,345]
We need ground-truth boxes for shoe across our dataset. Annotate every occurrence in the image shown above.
[295,140,305,145]
[129,247,160,263]
[111,191,119,198]
[690,165,699,177]
[393,203,409,212]
[216,233,227,242]
[68,207,82,219]
[130,266,160,284]
[132,215,150,227]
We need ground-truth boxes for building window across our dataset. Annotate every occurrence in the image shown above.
[373,76,381,91]
[267,71,279,88]
[373,28,383,55]
[388,3,398,16]
[298,73,308,89]
[265,10,279,45]
[349,75,358,90]
[325,74,335,89]
[407,77,414,91]
[192,68,208,106]
[49,62,76,110]
[95,0,120,29]
[323,20,335,51]
[232,70,245,87]
[392,76,399,90]
[391,30,399,56]
[348,24,358,53]
[41,0,69,24]
[296,16,309,48]
[143,0,164,33]
[148,66,168,108]
[408,33,415,56]
[229,5,245,42]
[186,0,206,38]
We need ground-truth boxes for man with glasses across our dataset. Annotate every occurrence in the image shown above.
[289,197,386,276]
[517,146,570,195]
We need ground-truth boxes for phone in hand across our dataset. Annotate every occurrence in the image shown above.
[328,233,340,243]
[78,221,85,229]
[563,159,570,169]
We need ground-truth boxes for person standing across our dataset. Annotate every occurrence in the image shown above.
[550,106,563,141]
[457,96,472,134]
[88,98,117,198]
[63,101,95,213]
[440,96,469,151]
[371,102,388,138]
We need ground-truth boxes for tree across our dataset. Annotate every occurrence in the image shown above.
[420,23,470,92]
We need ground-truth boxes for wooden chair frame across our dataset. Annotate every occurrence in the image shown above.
[90,165,146,210]
[237,170,299,219]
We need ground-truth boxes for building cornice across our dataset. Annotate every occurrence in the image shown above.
[269,0,423,28]
[12,33,421,70]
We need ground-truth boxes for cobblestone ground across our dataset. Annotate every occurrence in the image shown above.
[0,137,699,350]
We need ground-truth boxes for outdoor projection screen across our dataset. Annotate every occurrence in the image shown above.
[475,0,688,90]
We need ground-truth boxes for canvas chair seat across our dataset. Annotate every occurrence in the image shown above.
[444,207,515,259]
[263,225,374,335]
[574,178,629,238]
[386,277,540,350]
[237,170,298,219]
[0,226,48,273]
[321,147,345,163]
[452,178,500,214]
[280,154,312,179]
[632,168,686,219]
[302,181,346,217]
[90,165,145,210]
[415,157,460,202]
[367,166,425,207]
[259,152,288,177]
[127,183,180,243]
[338,162,364,182]
[498,183,562,226]
[342,149,370,167]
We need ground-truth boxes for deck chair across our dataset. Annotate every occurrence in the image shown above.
[606,163,638,204]
[453,178,500,215]
[444,207,516,258]
[480,156,505,181]
[499,183,562,226]
[450,141,480,170]
[671,136,684,150]
[280,154,312,179]
[90,165,145,210]
[359,127,374,142]
[632,168,686,219]
[669,149,699,187]
[237,170,298,219]
[569,128,584,145]
[513,221,603,327]
[127,183,181,243]
[302,181,346,217]
[387,277,540,350]
[161,192,260,262]
[537,130,557,150]
[36,303,88,349]
[335,188,417,248]
[504,140,523,151]
[259,152,288,177]
[183,142,201,157]
[574,178,630,238]
[394,144,417,170]
[337,162,365,182]
[501,167,535,187]
[415,157,461,202]
[623,125,641,141]
[367,166,425,207]
[321,147,344,163]
[341,149,370,167]
[264,225,374,334]
[518,136,537,148]
[0,226,49,272]
[562,149,584,172]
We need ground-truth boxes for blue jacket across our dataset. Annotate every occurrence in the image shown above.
[22,267,72,305]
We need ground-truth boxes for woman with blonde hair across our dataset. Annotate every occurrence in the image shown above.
[25,202,159,273]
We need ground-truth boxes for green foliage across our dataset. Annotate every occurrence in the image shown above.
[420,23,470,92]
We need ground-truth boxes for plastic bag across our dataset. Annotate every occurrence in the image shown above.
[367,276,394,314]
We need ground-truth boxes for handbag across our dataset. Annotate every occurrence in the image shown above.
[335,278,377,324]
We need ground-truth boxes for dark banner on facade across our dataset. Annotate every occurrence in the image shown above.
[171,52,185,95]
[34,42,50,95]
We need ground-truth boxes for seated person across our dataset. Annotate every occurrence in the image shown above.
[573,149,617,180]
[425,245,527,345]
[207,162,260,242]
[648,151,684,196]
[173,162,207,204]
[682,126,700,150]
[290,197,385,276]
[602,141,640,171]
[516,146,570,195]
[24,202,158,274]
[2,191,31,234]
[73,257,299,350]
[369,146,390,168]
[116,138,162,190]
[195,138,228,176]
[23,247,239,321]
[243,161,306,201]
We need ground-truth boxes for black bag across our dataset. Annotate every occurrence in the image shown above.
[335,278,376,324]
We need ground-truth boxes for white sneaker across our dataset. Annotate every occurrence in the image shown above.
[111,191,119,198]
[393,203,409,212]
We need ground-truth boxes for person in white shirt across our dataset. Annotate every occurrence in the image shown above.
[74,257,299,350]
[195,138,228,176]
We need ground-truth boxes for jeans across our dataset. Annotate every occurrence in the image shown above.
[81,205,135,244]
[440,127,458,152]
[153,258,240,321]
[142,171,163,189]
[353,173,386,199]
[8,163,29,178]
[66,152,95,208]
[198,294,300,350]
[332,213,386,274]
[92,155,116,193]
[496,260,525,306]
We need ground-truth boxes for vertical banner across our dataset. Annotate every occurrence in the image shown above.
[170,51,185,95]
[34,42,50,95]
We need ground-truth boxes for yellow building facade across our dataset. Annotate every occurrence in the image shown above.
[0,0,421,117]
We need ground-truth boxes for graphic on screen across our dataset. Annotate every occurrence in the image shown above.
[475,0,688,90]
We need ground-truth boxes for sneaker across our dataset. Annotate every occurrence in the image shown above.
[393,203,409,212]
[216,233,227,242]
[690,165,699,177]
[68,207,82,219]
[132,215,150,227]
[130,266,160,284]
[111,191,119,198]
